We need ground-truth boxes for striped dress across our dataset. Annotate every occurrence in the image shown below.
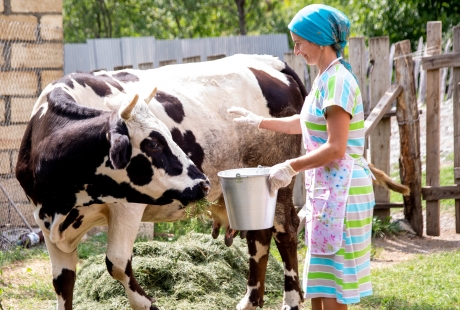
[301,63,375,304]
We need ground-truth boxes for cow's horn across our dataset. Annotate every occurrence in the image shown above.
[144,87,158,104]
[120,94,139,120]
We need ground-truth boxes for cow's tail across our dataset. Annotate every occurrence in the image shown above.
[369,163,410,196]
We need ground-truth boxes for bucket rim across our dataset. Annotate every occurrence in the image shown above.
[217,167,270,178]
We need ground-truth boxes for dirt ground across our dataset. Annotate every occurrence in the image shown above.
[371,209,460,269]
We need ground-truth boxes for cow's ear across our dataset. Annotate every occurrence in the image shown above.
[109,132,132,169]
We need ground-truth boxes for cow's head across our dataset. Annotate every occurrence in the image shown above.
[103,91,211,208]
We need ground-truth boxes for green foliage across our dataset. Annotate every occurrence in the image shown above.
[372,216,401,238]
[341,0,460,49]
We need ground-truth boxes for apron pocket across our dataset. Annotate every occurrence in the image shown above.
[307,188,346,255]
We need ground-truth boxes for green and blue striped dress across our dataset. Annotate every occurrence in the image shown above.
[301,63,375,304]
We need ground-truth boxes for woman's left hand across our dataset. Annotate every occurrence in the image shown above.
[268,161,298,197]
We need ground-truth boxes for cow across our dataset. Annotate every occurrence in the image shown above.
[15,85,211,310]
[17,54,407,310]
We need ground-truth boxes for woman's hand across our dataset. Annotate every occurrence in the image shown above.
[268,161,298,197]
[227,106,264,128]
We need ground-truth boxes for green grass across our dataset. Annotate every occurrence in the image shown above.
[0,243,48,268]
[351,251,460,310]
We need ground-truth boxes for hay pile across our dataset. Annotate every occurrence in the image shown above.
[73,233,284,310]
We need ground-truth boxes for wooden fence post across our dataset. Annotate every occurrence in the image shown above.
[369,36,391,219]
[425,21,442,236]
[349,37,369,112]
[284,52,306,208]
[394,40,424,236]
[453,26,460,234]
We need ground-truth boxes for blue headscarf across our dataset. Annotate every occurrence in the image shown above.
[288,4,358,83]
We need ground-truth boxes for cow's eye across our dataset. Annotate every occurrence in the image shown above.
[147,140,159,149]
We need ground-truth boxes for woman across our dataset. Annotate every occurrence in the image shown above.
[228,4,375,310]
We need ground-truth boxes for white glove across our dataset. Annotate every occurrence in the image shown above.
[268,161,298,197]
[227,106,263,128]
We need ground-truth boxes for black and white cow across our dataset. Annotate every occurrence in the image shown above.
[17,54,307,310]
[16,83,211,310]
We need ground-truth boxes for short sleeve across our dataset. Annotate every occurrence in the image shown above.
[319,73,357,116]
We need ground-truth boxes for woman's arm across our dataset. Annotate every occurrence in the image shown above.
[289,105,350,172]
[259,114,302,134]
[227,106,302,134]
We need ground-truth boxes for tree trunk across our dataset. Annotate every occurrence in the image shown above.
[234,0,247,35]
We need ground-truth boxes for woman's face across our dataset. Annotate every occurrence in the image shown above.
[290,32,322,65]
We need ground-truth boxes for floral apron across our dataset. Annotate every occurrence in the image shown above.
[300,58,354,256]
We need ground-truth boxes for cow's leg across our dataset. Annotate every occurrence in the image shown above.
[105,203,158,310]
[236,229,272,310]
[273,232,303,310]
[273,192,303,310]
[43,232,77,310]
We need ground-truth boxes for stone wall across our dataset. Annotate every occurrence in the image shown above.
[0,0,63,227]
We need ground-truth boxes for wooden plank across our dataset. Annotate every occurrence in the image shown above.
[364,84,402,140]
[422,185,460,200]
[349,37,369,111]
[453,26,460,234]
[454,167,460,181]
[425,21,442,236]
[369,36,392,219]
[394,39,424,236]
[421,52,460,70]
[374,202,404,210]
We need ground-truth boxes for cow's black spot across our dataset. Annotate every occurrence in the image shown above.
[155,91,185,123]
[59,208,80,232]
[106,256,114,276]
[141,131,183,176]
[109,118,132,169]
[171,128,204,172]
[72,72,124,97]
[47,87,103,119]
[105,158,114,168]
[248,67,304,117]
[72,215,84,229]
[54,74,74,88]
[44,221,50,230]
[112,71,140,83]
[83,174,165,205]
[53,268,76,310]
[125,257,151,299]
[127,154,154,186]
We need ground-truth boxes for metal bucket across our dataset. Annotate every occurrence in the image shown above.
[217,167,277,230]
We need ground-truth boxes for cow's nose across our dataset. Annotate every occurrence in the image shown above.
[200,180,211,196]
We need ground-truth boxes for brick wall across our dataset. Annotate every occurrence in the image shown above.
[0,0,63,226]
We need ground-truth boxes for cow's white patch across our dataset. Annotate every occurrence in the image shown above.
[251,241,269,263]
[236,282,260,310]
[283,289,302,308]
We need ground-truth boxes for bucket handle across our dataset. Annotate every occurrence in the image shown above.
[235,173,243,183]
